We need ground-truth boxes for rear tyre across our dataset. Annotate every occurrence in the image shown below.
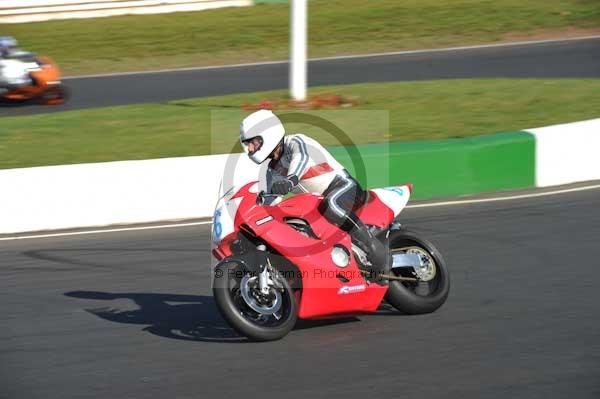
[213,259,297,341]
[384,229,450,314]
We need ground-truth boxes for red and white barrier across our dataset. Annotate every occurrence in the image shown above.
[0,0,252,23]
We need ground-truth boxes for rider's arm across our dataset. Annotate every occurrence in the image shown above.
[8,50,35,62]
[286,135,310,183]
[266,135,306,195]
[269,135,308,194]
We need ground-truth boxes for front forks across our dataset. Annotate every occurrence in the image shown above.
[256,244,283,294]
[256,244,270,295]
[259,261,271,295]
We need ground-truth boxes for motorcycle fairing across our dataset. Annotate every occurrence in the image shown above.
[216,182,387,318]
[2,56,62,102]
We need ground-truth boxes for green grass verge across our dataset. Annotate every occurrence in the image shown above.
[2,0,598,75]
[1,78,599,170]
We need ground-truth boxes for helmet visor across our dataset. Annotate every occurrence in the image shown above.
[241,136,264,156]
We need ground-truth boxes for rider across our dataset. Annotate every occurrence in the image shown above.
[0,36,36,89]
[239,109,389,283]
[0,36,17,58]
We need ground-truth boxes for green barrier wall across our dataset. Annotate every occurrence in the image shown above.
[327,132,536,200]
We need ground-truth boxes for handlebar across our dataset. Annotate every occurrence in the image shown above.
[257,191,282,205]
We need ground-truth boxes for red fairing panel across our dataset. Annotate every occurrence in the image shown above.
[237,192,387,318]
[356,191,395,228]
[357,184,413,227]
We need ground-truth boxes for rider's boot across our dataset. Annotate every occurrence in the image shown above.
[347,215,391,285]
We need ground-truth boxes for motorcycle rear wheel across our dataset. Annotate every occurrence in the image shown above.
[384,229,450,314]
[213,259,298,341]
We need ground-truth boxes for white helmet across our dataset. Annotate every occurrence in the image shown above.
[240,109,285,164]
[0,36,17,57]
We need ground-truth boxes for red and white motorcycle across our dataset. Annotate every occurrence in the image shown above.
[211,180,450,341]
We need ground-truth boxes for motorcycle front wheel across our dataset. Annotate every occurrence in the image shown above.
[384,229,450,314]
[213,259,298,341]
[39,84,68,105]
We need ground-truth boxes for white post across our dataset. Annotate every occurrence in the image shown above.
[290,0,307,101]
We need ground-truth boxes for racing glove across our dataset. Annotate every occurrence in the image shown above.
[271,175,298,195]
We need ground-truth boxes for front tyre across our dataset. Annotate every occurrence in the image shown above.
[39,84,69,105]
[213,259,297,341]
[384,229,450,314]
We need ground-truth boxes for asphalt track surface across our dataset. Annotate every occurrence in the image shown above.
[2,185,600,399]
[1,37,599,117]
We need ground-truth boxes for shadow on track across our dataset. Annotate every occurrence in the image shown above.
[0,97,68,116]
[65,291,359,343]
[0,98,28,107]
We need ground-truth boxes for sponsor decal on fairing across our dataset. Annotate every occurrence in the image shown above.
[337,284,367,295]
[255,216,274,226]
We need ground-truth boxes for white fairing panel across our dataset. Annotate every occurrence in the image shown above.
[0,59,35,85]
[212,181,260,245]
[212,196,241,245]
[371,185,411,217]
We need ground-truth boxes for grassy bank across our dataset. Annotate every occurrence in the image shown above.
[2,0,598,75]
[1,78,599,170]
